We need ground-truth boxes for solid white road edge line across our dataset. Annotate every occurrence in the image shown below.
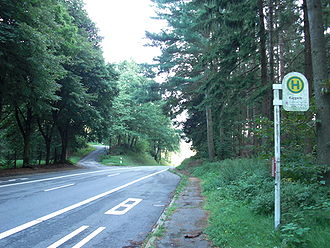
[44,183,75,192]
[0,168,137,189]
[105,198,142,215]
[107,173,120,177]
[72,227,106,248]
[47,225,89,248]
[0,169,168,240]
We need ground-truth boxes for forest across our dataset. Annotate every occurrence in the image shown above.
[147,0,329,171]
[0,0,179,168]
[146,0,329,246]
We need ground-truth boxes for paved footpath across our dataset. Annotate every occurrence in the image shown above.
[154,177,211,248]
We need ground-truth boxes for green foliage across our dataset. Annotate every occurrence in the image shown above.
[148,0,327,169]
[205,198,280,248]
[107,61,180,163]
[1,2,178,168]
[0,0,119,166]
[100,149,159,167]
[180,158,330,247]
[280,223,310,247]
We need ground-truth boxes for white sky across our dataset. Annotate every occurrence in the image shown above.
[83,0,165,64]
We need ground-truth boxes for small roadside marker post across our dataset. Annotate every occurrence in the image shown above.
[273,72,309,230]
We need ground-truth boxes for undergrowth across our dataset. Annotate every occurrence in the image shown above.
[100,148,160,166]
[178,158,330,248]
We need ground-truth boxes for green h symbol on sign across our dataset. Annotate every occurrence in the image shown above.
[288,77,304,93]
[291,80,300,90]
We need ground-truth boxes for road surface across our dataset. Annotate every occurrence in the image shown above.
[0,147,180,247]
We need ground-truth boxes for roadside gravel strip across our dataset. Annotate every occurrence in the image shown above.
[145,175,211,248]
[0,169,168,240]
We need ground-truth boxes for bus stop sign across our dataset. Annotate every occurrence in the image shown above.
[282,72,309,111]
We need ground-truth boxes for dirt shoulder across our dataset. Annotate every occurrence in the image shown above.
[148,173,211,248]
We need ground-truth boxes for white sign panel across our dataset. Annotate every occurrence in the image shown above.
[282,72,309,111]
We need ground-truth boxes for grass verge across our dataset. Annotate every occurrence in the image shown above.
[177,158,329,248]
[100,150,161,167]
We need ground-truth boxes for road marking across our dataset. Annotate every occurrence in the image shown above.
[153,204,165,207]
[0,169,167,240]
[107,173,120,177]
[72,227,106,248]
[105,198,142,215]
[47,225,89,248]
[0,178,28,183]
[44,183,75,192]
[0,168,135,189]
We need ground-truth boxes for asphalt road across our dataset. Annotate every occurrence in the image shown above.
[0,146,180,248]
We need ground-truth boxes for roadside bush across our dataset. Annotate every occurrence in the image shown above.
[282,159,328,184]
[280,222,310,248]
[193,158,268,186]
[282,182,323,213]
[183,157,330,247]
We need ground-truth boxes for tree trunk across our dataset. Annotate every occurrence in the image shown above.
[0,92,3,121]
[45,139,51,165]
[117,135,122,146]
[37,119,54,165]
[155,145,161,163]
[39,150,42,165]
[108,137,112,153]
[218,119,224,160]
[303,0,314,95]
[279,34,285,81]
[22,134,31,167]
[268,0,275,93]
[15,106,33,167]
[133,137,138,147]
[307,0,330,168]
[53,148,58,164]
[14,151,17,168]
[130,137,135,148]
[258,0,270,119]
[303,0,314,154]
[58,127,69,163]
[206,105,215,160]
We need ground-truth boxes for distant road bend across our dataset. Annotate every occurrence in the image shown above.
[0,146,180,248]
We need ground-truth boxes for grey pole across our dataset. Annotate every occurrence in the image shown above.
[273,83,282,229]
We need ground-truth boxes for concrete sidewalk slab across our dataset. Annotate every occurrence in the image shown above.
[153,177,211,248]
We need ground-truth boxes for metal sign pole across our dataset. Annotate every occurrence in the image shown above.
[273,83,282,229]
[272,72,309,230]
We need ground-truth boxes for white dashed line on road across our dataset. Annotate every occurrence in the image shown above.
[19,178,29,181]
[47,225,89,248]
[107,173,120,177]
[44,183,75,192]
[72,227,106,248]
[0,168,134,189]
